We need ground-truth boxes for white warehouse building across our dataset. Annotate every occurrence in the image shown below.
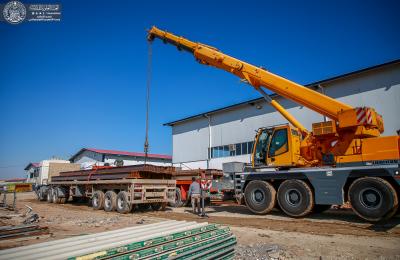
[166,60,400,170]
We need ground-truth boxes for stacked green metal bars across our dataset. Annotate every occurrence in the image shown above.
[0,221,236,260]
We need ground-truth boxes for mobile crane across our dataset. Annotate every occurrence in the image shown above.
[147,26,400,222]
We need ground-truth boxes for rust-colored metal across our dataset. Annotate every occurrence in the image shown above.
[0,225,49,240]
[52,165,223,182]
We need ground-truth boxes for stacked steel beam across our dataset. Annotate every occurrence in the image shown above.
[52,164,175,182]
[0,221,236,260]
[51,164,222,182]
[0,224,49,240]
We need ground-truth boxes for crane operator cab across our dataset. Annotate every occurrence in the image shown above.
[252,124,302,168]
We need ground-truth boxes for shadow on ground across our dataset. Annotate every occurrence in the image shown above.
[206,204,400,231]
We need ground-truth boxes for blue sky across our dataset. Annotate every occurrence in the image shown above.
[0,0,399,178]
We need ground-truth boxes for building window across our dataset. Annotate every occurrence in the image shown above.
[210,140,254,158]
[236,143,242,156]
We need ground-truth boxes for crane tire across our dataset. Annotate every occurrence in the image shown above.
[92,190,105,210]
[244,180,276,215]
[277,180,314,217]
[104,190,118,212]
[116,191,132,214]
[349,177,398,222]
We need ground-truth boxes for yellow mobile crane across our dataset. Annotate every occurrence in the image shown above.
[147,27,400,222]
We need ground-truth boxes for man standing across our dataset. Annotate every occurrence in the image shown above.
[188,177,201,214]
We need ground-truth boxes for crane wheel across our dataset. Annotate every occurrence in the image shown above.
[92,190,105,210]
[244,180,276,215]
[277,180,314,217]
[104,191,118,212]
[116,191,132,214]
[348,177,398,222]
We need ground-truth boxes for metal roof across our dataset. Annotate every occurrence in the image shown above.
[164,59,400,126]
[69,148,172,162]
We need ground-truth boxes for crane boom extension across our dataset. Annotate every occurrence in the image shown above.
[148,26,397,168]
[147,26,352,121]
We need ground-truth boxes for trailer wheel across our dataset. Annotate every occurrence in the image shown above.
[169,188,183,207]
[104,191,118,212]
[116,191,132,214]
[47,188,54,203]
[38,187,47,201]
[152,202,167,211]
[57,187,69,204]
[313,205,332,214]
[277,180,314,217]
[92,191,105,210]
[244,180,276,215]
[348,177,398,222]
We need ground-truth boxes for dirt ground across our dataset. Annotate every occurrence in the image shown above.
[1,192,400,259]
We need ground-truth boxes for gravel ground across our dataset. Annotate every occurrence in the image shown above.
[1,192,400,259]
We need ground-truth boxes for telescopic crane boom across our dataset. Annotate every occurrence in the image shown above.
[148,26,399,168]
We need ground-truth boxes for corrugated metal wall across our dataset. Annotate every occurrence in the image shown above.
[172,64,400,169]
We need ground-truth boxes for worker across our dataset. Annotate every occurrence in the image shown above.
[188,177,201,214]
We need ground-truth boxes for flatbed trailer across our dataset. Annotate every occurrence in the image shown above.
[36,165,176,213]
[226,162,400,222]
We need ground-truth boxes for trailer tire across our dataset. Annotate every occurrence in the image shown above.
[244,180,276,215]
[116,191,132,214]
[104,191,118,212]
[169,188,183,207]
[47,188,54,203]
[277,180,314,217]
[53,188,61,204]
[92,191,105,210]
[52,188,61,203]
[313,205,332,214]
[348,177,398,222]
[152,202,167,211]
[53,187,69,204]
[38,187,47,201]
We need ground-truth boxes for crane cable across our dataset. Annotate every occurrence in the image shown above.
[144,41,152,164]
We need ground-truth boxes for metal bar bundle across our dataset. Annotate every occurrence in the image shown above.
[0,220,236,260]
[52,165,176,182]
[51,164,222,182]
[0,224,49,240]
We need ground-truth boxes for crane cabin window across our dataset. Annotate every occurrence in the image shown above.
[254,129,270,164]
[268,129,288,157]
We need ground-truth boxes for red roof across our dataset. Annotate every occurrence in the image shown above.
[0,178,26,182]
[24,162,40,170]
[71,148,172,161]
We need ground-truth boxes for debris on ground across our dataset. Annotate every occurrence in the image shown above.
[0,224,49,240]
[235,244,292,260]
